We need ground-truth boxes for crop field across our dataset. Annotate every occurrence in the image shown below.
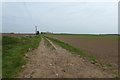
[2,33,35,37]
[46,34,118,69]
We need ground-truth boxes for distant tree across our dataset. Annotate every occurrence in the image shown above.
[41,32,45,34]
[10,32,14,34]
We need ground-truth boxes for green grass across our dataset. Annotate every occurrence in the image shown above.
[45,36,97,63]
[2,35,41,78]
[43,36,56,50]
[43,36,51,47]
[0,36,2,78]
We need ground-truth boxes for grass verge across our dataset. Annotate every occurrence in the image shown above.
[43,36,56,50]
[45,36,97,64]
[43,36,51,47]
[2,35,41,78]
[0,36,2,78]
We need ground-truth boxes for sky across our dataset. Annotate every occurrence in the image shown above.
[2,2,118,34]
[2,0,119,2]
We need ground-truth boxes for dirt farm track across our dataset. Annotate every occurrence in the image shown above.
[17,36,117,78]
[47,34,118,69]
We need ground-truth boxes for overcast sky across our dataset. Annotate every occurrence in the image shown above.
[2,2,118,34]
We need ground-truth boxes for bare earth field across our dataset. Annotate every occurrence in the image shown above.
[47,35,118,69]
[2,33,35,37]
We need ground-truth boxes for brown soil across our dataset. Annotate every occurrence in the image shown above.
[52,36,118,68]
[17,37,116,78]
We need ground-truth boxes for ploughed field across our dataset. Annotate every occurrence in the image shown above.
[46,34,118,68]
[2,33,35,37]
